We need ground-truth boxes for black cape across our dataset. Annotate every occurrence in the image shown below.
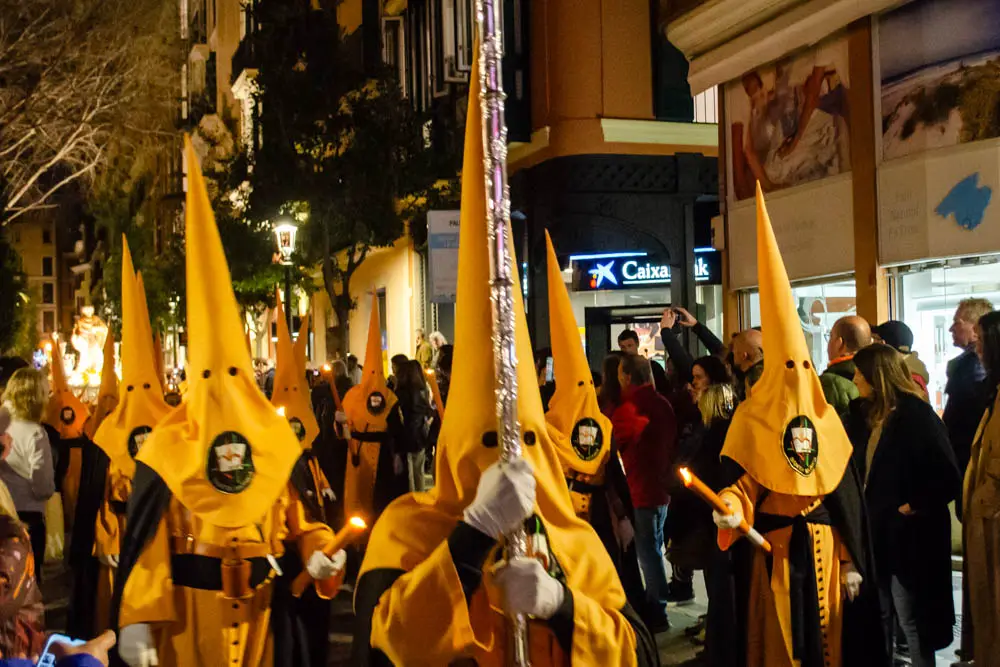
[110,462,313,667]
[66,436,109,638]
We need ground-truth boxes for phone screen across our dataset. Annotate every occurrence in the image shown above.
[38,634,86,667]
[545,357,554,383]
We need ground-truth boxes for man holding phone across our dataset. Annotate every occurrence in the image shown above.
[0,630,116,667]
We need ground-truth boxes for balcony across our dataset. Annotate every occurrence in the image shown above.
[231,37,258,86]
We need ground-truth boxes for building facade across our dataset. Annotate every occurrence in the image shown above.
[668,0,1000,409]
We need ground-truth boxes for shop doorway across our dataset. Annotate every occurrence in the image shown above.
[584,304,671,373]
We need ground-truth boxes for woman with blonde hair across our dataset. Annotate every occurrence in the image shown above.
[0,369,55,582]
[849,344,960,667]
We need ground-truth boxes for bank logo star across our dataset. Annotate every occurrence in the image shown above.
[592,261,617,287]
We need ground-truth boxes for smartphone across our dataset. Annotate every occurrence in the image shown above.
[545,356,554,383]
[38,634,87,667]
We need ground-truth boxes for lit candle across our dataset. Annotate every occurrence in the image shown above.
[290,516,368,596]
[678,467,771,553]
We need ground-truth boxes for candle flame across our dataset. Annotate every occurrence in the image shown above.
[276,406,286,417]
[349,516,367,530]
[678,467,693,486]
[425,369,435,377]
[322,363,331,372]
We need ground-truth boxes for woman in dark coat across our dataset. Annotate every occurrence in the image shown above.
[848,344,962,667]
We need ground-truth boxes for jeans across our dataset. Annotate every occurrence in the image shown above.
[406,451,427,492]
[878,574,936,667]
[634,505,670,617]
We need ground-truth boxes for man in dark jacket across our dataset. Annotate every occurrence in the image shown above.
[619,329,670,395]
[944,298,993,484]
[821,315,870,418]
[612,354,677,632]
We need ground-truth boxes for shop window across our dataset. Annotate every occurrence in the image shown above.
[898,257,1000,413]
[42,311,55,333]
[42,283,55,305]
[744,278,857,372]
[42,257,53,277]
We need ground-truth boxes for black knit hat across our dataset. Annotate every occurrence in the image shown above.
[872,321,914,353]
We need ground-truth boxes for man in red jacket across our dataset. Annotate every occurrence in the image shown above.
[612,354,677,632]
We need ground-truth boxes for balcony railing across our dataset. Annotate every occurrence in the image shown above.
[693,88,718,124]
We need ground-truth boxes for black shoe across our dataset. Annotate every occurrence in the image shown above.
[685,615,706,637]
[667,581,695,605]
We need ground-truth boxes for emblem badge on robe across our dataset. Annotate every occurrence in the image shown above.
[289,417,306,442]
[61,406,78,425]
[571,418,604,462]
[783,416,818,476]
[367,392,386,416]
[128,426,153,459]
[207,432,255,494]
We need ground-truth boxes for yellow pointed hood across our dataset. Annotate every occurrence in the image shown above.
[342,294,396,431]
[86,330,120,438]
[94,238,173,477]
[134,272,165,391]
[293,313,310,376]
[46,335,90,439]
[543,232,612,478]
[271,294,319,449]
[361,51,626,652]
[136,136,300,527]
[721,184,851,496]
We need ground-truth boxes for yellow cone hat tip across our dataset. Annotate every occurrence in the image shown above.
[271,292,319,449]
[361,292,385,391]
[134,135,301,527]
[720,184,851,496]
[543,231,612,477]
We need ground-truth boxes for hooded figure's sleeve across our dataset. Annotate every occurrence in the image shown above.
[549,585,656,666]
[717,474,760,551]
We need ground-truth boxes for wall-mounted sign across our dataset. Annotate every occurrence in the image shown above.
[427,210,461,303]
[571,250,722,291]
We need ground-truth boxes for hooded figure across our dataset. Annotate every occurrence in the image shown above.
[350,55,658,667]
[341,297,398,523]
[111,137,344,667]
[46,333,91,529]
[543,232,646,610]
[70,240,170,639]
[270,299,339,667]
[713,185,886,667]
[86,333,120,439]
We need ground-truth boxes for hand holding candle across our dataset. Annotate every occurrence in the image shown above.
[678,467,771,553]
[290,515,368,596]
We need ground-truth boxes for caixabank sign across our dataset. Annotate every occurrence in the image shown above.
[571,250,722,291]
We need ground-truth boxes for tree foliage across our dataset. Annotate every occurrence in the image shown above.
[0,0,181,223]
[246,2,441,354]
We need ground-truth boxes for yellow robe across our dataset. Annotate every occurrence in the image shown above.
[368,520,639,667]
[965,392,1000,666]
[720,475,848,667]
[119,486,334,667]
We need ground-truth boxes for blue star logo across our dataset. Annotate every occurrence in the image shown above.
[591,261,618,287]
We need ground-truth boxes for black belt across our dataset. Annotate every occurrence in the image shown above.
[351,431,388,443]
[110,500,127,516]
[756,504,832,667]
[565,477,603,495]
[170,554,272,591]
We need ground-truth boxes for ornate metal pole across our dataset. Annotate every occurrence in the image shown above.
[474,3,530,665]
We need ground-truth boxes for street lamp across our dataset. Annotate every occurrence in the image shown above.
[273,216,297,330]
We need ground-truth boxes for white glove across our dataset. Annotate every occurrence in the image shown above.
[98,553,119,568]
[494,556,565,620]
[120,623,158,667]
[841,561,863,601]
[307,549,347,580]
[712,498,742,530]
[321,487,337,502]
[335,411,348,424]
[463,458,536,540]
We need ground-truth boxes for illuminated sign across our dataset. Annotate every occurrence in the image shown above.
[572,250,721,290]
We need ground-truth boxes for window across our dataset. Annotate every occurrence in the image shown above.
[42,257,53,277]
[42,283,55,305]
[42,311,55,333]
[42,229,52,244]
[382,17,406,90]
[693,88,719,124]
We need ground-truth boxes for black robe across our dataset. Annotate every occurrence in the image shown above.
[66,436,109,638]
[110,462,311,667]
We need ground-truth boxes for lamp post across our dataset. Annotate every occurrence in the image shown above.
[273,217,297,331]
